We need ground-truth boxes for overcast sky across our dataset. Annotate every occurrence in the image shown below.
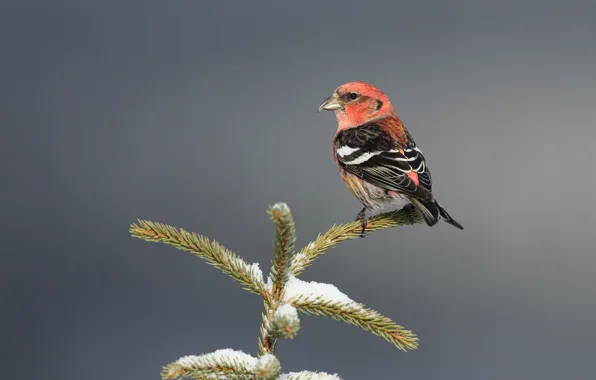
[2,1,596,379]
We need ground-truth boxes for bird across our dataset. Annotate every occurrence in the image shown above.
[318,81,463,236]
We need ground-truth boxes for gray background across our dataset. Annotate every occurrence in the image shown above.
[2,1,595,379]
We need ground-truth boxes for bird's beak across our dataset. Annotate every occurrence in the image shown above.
[318,93,343,113]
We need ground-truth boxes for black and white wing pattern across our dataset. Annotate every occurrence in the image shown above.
[402,138,432,192]
[333,123,434,201]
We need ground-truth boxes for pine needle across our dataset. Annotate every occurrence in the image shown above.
[267,203,296,302]
[132,203,421,380]
[291,209,423,276]
[280,371,343,380]
[130,220,266,297]
[162,350,257,380]
[291,295,418,351]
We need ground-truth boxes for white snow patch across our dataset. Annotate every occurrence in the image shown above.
[176,348,257,369]
[292,252,306,266]
[255,354,281,380]
[283,276,361,309]
[256,353,279,369]
[270,202,290,212]
[250,262,263,282]
[266,275,274,293]
[280,371,342,380]
[274,304,299,321]
[272,303,300,338]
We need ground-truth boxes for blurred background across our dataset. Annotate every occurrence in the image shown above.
[2,1,595,379]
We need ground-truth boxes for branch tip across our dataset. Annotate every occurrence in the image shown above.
[291,208,423,276]
[130,219,266,297]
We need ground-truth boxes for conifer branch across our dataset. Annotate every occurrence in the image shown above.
[282,275,418,351]
[259,203,298,356]
[258,309,278,356]
[291,209,423,276]
[130,220,266,297]
[162,349,258,380]
[271,304,300,339]
[132,203,420,380]
[254,354,281,380]
[291,295,418,351]
[268,203,296,301]
[280,371,343,380]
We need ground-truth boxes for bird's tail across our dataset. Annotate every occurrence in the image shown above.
[410,198,464,230]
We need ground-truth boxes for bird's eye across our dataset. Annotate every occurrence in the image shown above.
[349,92,358,100]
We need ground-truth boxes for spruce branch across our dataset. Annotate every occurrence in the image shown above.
[254,354,281,380]
[267,203,296,301]
[282,275,418,351]
[271,304,300,339]
[130,220,266,297]
[280,371,343,380]
[291,209,423,276]
[258,309,278,356]
[133,203,421,380]
[259,203,299,356]
[162,349,258,380]
[291,295,418,351]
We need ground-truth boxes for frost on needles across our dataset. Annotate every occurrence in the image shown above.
[131,203,423,380]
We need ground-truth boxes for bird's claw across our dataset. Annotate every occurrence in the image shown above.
[403,204,417,225]
[355,207,367,238]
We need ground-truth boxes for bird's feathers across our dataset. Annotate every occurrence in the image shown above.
[333,119,433,202]
[323,81,462,230]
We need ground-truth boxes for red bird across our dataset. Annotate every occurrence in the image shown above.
[318,82,463,235]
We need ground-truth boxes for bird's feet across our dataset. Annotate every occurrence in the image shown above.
[355,207,368,238]
[403,204,417,225]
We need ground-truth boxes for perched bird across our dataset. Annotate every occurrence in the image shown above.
[318,81,463,236]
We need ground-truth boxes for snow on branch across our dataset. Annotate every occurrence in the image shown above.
[272,304,300,339]
[282,276,356,306]
[279,371,343,380]
[284,276,418,351]
[162,349,258,380]
[254,354,281,380]
[291,209,423,276]
[132,203,420,380]
[130,220,266,297]
[258,203,300,355]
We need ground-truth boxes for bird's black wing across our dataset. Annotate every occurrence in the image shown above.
[333,123,433,201]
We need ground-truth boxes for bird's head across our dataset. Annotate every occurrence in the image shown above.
[318,82,396,128]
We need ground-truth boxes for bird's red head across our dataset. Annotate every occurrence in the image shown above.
[318,82,396,130]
